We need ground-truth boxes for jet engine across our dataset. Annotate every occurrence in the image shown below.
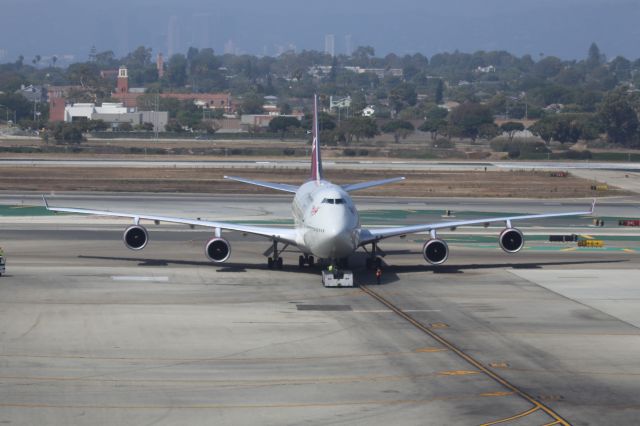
[205,237,231,263]
[423,239,449,265]
[123,225,148,250]
[499,228,524,253]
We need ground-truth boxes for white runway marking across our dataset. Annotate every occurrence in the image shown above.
[111,276,169,282]
[352,309,441,313]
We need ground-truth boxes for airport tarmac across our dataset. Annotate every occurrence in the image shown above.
[1,195,640,425]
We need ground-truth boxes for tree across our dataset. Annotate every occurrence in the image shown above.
[352,46,375,66]
[598,88,638,146]
[388,82,417,112]
[478,123,500,141]
[301,112,336,132]
[435,79,444,104]
[381,119,414,143]
[268,116,301,139]
[529,119,555,144]
[420,106,450,140]
[529,114,597,145]
[43,122,84,144]
[166,54,188,87]
[240,93,265,114]
[449,102,495,142]
[117,122,133,132]
[0,93,32,121]
[586,42,605,70]
[340,117,378,143]
[500,121,525,142]
[165,119,184,133]
[278,102,292,115]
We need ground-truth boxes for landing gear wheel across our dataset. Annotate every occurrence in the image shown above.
[298,255,305,268]
[277,257,283,270]
[308,256,314,267]
[268,257,274,269]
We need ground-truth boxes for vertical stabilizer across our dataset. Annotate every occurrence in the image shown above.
[310,94,323,182]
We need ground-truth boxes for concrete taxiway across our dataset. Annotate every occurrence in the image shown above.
[1,195,640,425]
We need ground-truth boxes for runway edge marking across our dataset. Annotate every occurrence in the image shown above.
[359,285,571,426]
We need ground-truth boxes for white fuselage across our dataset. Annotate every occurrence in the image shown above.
[292,180,360,259]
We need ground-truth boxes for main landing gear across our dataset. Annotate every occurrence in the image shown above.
[365,242,383,270]
[267,240,287,270]
[298,254,315,268]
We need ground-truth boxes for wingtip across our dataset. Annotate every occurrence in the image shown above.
[591,198,597,214]
[42,195,49,209]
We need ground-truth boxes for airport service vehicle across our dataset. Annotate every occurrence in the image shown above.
[44,95,595,279]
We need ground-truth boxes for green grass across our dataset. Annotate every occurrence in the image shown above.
[0,205,57,216]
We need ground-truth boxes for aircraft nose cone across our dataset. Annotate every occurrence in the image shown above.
[325,209,356,257]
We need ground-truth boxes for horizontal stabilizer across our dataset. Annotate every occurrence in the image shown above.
[342,177,405,192]
[224,176,298,193]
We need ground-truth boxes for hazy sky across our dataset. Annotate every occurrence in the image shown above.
[1,0,639,63]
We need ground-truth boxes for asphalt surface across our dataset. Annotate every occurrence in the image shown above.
[1,195,640,425]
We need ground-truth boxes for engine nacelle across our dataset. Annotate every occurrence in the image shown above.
[499,228,524,253]
[205,238,231,263]
[423,239,449,265]
[123,225,148,250]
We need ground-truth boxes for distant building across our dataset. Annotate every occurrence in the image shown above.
[324,34,335,57]
[100,69,118,79]
[167,16,180,58]
[362,106,375,117]
[112,66,144,108]
[343,66,403,79]
[161,93,234,112]
[48,85,83,122]
[476,65,496,73]
[16,84,47,103]
[64,102,168,132]
[344,34,353,56]
[241,113,304,130]
[112,65,234,111]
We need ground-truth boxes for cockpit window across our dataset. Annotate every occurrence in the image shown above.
[321,198,344,205]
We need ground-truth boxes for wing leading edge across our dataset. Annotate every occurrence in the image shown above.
[43,196,298,245]
[223,176,298,193]
[342,177,405,192]
[359,199,596,245]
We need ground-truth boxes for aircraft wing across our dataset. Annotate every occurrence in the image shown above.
[359,200,596,245]
[342,177,405,192]
[43,197,299,245]
[224,176,298,193]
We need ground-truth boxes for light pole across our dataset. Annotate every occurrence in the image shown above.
[0,104,16,126]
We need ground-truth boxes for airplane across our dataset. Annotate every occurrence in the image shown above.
[43,95,596,275]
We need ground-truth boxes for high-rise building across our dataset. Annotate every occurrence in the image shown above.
[192,14,210,48]
[345,34,353,56]
[324,34,335,57]
[167,16,180,57]
[224,39,237,55]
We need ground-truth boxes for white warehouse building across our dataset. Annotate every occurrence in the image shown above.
[64,103,168,132]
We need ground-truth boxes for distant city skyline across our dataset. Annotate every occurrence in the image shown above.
[1,0,639,64]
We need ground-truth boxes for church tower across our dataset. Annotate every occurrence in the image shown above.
[117,66,129,94]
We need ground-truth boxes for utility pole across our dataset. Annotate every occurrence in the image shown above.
[154,93,159,142]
